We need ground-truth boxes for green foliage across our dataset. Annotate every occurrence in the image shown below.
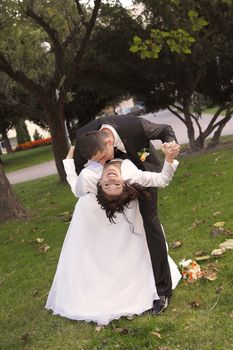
[15,119,31,144]
[130,28,196,58]
[130,0,208,59]
[188,10,208,32]
[33,129,42,141]
[0,147,233,348]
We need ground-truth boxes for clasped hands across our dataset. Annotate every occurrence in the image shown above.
[161,141,180,163]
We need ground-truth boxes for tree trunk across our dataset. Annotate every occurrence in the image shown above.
[46,105,69,183]
[0,163,27,223]
[207,110,232,149]
[3,132,13,153]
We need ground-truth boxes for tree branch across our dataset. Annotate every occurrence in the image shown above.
[61,0,102,97]
[24,5,64,85]
[0,52,44,97]
[0,96,46,121]
[75,0,89,28]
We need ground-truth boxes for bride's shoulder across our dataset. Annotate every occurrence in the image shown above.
[121,159,139,179]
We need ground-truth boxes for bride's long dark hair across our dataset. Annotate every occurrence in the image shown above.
[96,182,151,224]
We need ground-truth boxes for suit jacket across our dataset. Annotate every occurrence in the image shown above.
[74,114,177,175]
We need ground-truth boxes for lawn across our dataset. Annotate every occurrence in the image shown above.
[1,145,54,173]
[0,147,233,349]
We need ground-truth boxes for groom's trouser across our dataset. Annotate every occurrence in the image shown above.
[139,187,172,298]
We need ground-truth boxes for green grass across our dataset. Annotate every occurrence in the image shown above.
[1,145,54,173]
[1,148,233,349]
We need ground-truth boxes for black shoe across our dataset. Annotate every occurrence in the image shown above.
[151,296,169,315]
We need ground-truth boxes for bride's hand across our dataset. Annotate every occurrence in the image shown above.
[66,146,75,159]
[161,142,180,163]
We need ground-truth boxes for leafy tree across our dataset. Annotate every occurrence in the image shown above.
[15,119,31,144]
[0,0,102,182]
[33,129,42,140]
[130,0,233,150]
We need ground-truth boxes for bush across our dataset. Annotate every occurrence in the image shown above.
[15,137,52,151]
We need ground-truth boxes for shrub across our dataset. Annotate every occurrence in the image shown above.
[15,137,52,151]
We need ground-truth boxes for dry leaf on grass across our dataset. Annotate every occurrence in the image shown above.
[203,263,219,281]
[38,243,50,253]
[188,219,204,230]
[219,239,233,250]
[195,255,211,261]
[170,240,183,249]
[189,299,201,308]
[213,221,225,228]
[211,248,226,256]
[195,250,206,257]
[230,311,233,318]
[213,211,221,216]
[20,332,30,341]
[151,331,162,339]
[114,328,129,335]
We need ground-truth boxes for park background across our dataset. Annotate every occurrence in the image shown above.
[1,0,233,349]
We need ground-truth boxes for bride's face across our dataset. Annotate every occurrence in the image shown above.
[100,163,124,196]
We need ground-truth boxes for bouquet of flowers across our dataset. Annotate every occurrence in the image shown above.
[179,259,204,282]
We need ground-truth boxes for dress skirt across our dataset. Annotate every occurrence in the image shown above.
[45,194,181,325]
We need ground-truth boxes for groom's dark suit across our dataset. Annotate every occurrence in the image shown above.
[74,115,177,297]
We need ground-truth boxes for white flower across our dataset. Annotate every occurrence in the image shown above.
[40,41,51,53]
[179,258,193,268]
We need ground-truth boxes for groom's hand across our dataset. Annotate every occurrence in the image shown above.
[161,142,180,163]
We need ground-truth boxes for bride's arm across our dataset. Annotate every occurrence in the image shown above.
[63,146,102,197]
[121,144,179,188]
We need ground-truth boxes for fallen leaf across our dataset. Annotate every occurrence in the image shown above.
[211,248,226,256]
[170,240,182,249]
[151,331,162,339]
[189,299,201,308]
[35,238,44,243]
[195,255,211,261]
[212,171,223,176]
[38,243,50,253]
[210,227,225,237]
[219,239,233,250]
[114,328,129,335]
[230,311,233,318]
[188,219,204,230]
[20,332,30,341]
[205,272,217,281]
[195,250,206,257]
[216,285,223,294]
[213,211,221,216]
[213,221,225,228]
[95,326,103,332]
[33,289,39,297]
[59,211,71,216]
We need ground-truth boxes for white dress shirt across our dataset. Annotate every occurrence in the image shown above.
[100,124,126,153]
[63,158,179,198]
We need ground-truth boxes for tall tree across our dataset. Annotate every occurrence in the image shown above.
[130,0,233,150]
[0,0,102,182]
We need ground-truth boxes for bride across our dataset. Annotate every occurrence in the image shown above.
[45,144,181,325]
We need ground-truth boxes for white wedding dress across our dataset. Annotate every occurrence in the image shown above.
[45,160,181,325]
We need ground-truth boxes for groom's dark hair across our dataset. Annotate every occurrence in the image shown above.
[76,130,109,160]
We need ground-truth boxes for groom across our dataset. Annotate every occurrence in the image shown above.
[73,114,179,314]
